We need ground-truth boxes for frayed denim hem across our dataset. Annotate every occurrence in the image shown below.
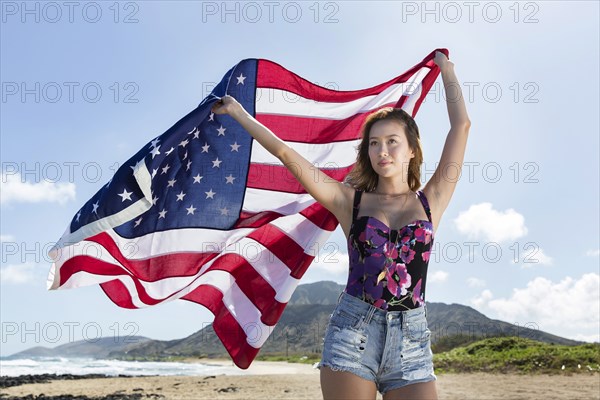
[316,361,377,383]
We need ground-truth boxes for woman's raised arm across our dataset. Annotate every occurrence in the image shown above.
[211,95,351,217]
[424,52,472,222]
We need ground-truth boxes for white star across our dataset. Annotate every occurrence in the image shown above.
[118,189,133,202]
[158,209,167,219]
[236,73,246,85]
[219,206,229,216]
[152,195,158,206]
[150,145,161,159]
[134,217,143,227]
[217,125,226,136]
[92,201,99,214]
[209,112,215,121]
[161,164,171,175]
[179,139,189,148]
[167,179,176,188]
[152,168,158,178]
[150,137,160,149]
[212,157,222,168]
[183,151,188,160]
[193,129,200,139]
[225,174,236,184]
[193,174,203,183]
[186,205,197,215]
[75,210,81,222]
[230,142,240,152]
[186,159,192,171]
[201,143,210,153]
[205,189,216,199]
[176,191,186,201]
[165,147,175,155]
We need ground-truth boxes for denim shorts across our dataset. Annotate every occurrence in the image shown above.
[317,291,437,395]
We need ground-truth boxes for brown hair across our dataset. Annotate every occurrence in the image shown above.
[344,107,423,192]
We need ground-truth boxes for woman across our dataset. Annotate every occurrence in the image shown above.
[211,51,471,400]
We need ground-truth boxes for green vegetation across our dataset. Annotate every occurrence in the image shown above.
[256,353,321,365]
[431,333,491,353]
[433,336,600,374]
[112,336,600,376]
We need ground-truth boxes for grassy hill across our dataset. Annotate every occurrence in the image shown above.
[255,335,600,375]
[433,336,600,374]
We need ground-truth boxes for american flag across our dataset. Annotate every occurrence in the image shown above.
[47,49,447,369]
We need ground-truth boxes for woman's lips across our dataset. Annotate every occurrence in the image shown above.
[378,161,391,166]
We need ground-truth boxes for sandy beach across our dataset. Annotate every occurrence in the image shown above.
[1,359,599,400]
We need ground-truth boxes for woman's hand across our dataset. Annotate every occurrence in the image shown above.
[434,50,454,71]
[211,95,244,117]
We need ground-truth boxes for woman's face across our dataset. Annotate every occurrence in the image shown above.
[367,119,414,178]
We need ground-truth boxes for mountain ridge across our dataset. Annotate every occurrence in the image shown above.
[6,281,584,360]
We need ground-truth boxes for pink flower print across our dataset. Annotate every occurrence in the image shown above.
[374,298,388,310]
[422,250,431,262]
[398,235,416,264]
[359,230,366,243]
[412,278,424,306]
[383,241,398,260]
[414,226,427,242]
[424,230,432,245]
[386,262,411,297]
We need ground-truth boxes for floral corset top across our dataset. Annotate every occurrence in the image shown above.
[345,190,434,311]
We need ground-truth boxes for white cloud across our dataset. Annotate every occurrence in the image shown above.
[572,333,600,343]
[0,262,39,284]
[429,270,448,282]
[471,289,493,308]
[0,234,15,242]
[471,273,600,334]
[454,202,528,243]
[0,172,76,206]
[586,249,600,257]
[467,277,486,288]
[520,246,553,267]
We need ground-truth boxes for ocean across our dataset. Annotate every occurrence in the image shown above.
[0,357,252,377]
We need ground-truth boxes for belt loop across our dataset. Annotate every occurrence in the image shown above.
[364,304,375,324]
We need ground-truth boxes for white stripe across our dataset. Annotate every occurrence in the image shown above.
[255,67,430,118]
[401,81,424,116]
[49,230,308,302]
[242,188,317,214]
[250,137,360,166]
[219,237,300,303]
[269,212,336,256]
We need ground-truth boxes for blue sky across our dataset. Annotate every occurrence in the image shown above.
[1,1,598,357]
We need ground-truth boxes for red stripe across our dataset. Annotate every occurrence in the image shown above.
[256,59,429,103]
[101,279,137,309]
[182,285,259,369]
[233,210,283,229]
[255,113,367,143]
[247,163,352,193]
